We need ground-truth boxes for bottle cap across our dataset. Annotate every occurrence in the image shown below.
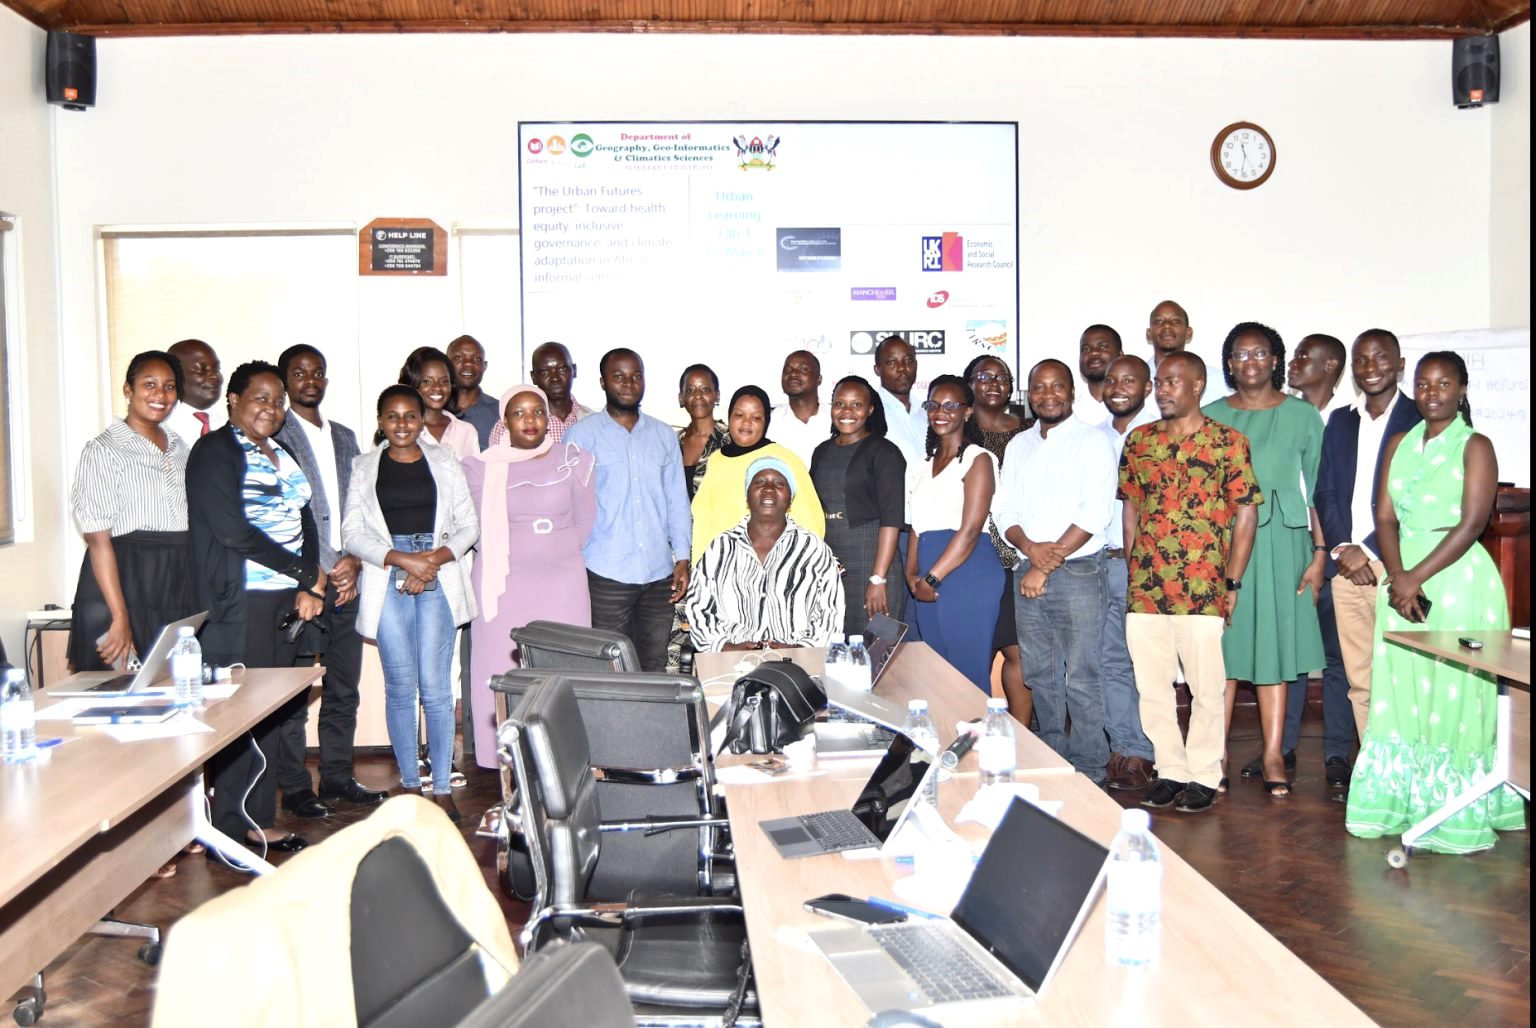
[986,697,1007,710]
[1120,808,1151,832]
[848,635,864,645]
[178,626,195,637]
[908,699,928,712]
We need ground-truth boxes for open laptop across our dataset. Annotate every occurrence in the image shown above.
[50,612,208,696]
[810,797,1110,1014]
[759,732,936,859]
[818,614,910,757]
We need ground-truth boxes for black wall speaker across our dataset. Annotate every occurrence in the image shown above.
[45,31,96,111]
[1452,34,1500,109]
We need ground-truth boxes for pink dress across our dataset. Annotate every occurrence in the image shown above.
[462,442,596,768]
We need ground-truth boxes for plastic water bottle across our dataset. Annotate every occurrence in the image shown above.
[977,697,1016,785]
[902,699,941,804]
[1,669,38,764]
[846,635,871,692]
[170,626,205,709]
[1105,808,1163,966]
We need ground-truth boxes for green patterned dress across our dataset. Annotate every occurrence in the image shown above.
[1345,418,1524,853]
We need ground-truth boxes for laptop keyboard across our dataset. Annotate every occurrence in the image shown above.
[872,922,1015,1004]
[88,674,136,692]
[798,810,877,851]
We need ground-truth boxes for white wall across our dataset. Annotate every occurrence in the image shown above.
[1491,21,1530,328]
[20,30,1520,630]
[0,7,63,661]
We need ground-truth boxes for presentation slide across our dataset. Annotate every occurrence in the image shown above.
[519,121,1019,419]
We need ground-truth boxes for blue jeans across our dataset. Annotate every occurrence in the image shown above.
[376,533,457,794]
[1014,552,1110,783]
[1283,577,1353,761]
[1103,557,1154,761]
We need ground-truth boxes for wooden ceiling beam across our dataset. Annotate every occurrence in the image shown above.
[57,13,1531,38]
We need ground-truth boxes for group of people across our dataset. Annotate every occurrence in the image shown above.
[70,302,1524,866]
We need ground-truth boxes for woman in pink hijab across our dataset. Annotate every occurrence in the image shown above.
[461,384,597,768]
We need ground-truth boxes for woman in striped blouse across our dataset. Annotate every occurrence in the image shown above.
[686,456,844,652]
[69,350,198,671]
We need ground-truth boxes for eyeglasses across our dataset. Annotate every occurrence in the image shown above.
[1231,349,1273,363]
[920,400,966,413]
[970,371,1011,385]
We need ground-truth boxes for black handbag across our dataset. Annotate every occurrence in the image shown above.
[714,659,826,755]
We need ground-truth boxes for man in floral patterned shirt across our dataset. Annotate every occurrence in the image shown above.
[1118,352,1260,813]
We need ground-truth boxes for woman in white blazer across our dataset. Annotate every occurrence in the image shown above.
[343,385,479,822]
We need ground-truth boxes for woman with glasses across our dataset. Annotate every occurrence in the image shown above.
[1204,323,1326,798]
[810,375,907,635]
[965,355,1032,724]
[905,375,1002,692]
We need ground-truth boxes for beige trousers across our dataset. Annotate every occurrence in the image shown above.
[1125,613,1228,789]
[1329,559,1385,741]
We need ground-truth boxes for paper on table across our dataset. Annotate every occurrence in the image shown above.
[92,712,215,742]
[957,782,1063,828]
[200,683,241,701]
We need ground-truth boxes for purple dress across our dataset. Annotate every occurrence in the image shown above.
[462,442,597,768]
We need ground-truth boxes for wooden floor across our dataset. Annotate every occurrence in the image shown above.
[10,696,1529,1027]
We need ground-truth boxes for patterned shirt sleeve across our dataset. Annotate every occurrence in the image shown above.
[1117,429,1146,505]
[1222,430,1263,507]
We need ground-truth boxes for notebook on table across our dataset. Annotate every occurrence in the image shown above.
[758,732,936,859]
[809,797,1111,1014]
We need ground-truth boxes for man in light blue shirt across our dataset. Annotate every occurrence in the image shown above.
[565,348,692,672]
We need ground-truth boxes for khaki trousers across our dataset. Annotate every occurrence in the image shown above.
[1329,559,1385,741]
[1125,613,1228,789]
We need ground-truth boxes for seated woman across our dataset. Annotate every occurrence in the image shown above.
[689,385,825,564]
[687,457,844,652]
[344,385,480,822]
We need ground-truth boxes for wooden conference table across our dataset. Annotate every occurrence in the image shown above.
[695,644,1368,1026]
[0,666,324,1003]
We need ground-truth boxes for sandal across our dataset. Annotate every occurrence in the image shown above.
[1265,779,1292,798]
[150,861,178,880]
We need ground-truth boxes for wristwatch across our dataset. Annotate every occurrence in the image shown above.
[868,574,887,586]
[924,572,943,589]
[1224,577,1243,591]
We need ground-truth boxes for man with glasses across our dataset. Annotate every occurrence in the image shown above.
[1311,329,1420,788]
[994,360,1118,784]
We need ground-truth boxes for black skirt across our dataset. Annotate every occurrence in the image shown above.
[68,530,196,672]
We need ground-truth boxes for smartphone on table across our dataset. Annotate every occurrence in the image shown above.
[803,893,907,926]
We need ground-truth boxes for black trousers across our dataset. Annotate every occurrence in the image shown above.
[587,571,674,673]
[275,582,364,797]
[206,589,301,839]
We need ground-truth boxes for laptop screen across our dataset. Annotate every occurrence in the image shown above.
[849,733,934,844]
[950,798,1110,995]
[862,613,908,690]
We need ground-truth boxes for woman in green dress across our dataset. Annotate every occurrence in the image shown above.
[1345,352,1523,853]
[1204,323,1327,797]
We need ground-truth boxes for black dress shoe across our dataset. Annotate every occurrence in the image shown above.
[257,833,309,853]
[1175,783,1217,813]
[319,778,389,806]
[282,793,334,820]
[1325,756,1352,789]
[1141,779,1186,809]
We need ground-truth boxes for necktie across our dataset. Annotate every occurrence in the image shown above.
[194,412,210,436]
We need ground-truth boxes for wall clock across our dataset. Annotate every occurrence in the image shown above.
[1211,122,1276,190]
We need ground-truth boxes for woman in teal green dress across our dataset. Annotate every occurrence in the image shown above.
[1204,323,1327,797]
[1345,352,1523,853]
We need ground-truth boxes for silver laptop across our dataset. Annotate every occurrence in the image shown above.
[51,612,208,696]
[759,732,936,859]
[810,797,1110,1014]
[817,614,910,757]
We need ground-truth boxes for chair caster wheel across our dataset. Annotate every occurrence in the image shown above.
[1386,846,1409,869]
[138,942,162,966]
[13,997,41,1026]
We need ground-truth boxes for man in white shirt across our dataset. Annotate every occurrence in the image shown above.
[164,338,226,447]
[771,349,831,466]
[1074,323,1122,428]
[872,334,929,637]
[994,359,1118,784]
[1146,300,1223,408]
[1098,355,1159,791]
[1311,329,1421,788]
[273,344,387,814]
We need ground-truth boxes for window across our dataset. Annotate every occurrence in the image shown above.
[101,228,360,425]
[0,215,16,545]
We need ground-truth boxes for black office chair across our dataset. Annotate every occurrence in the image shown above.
[491,668,733,902]
[510,620,641,673]
[503,673,757,1024]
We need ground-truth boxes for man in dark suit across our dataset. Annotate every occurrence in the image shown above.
[1310,328,1421,788]
[275,344,387,813]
